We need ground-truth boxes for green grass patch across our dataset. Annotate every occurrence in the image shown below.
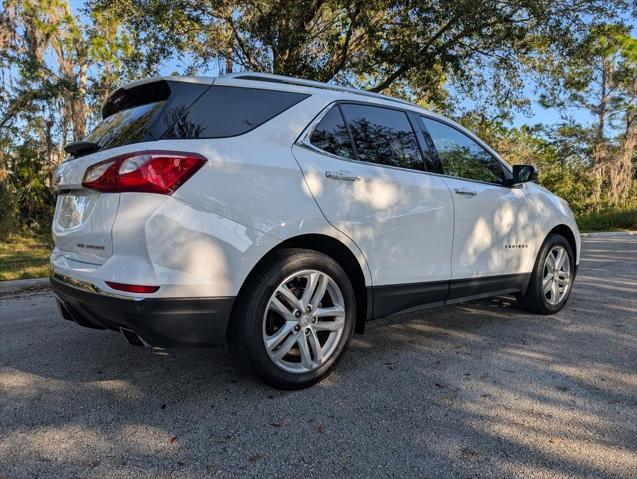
[0,233,52,281]
[576,206,637,232]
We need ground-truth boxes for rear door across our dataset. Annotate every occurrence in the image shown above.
[293,102,454,316]
[419,116,535,300]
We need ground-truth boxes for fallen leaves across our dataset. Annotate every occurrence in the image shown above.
[249,452,264,463]
[271,417,290,428]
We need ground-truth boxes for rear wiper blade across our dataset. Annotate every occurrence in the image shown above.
[64,141,100,157]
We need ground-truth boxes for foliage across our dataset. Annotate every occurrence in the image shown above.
[0,0,636,242]
[87,0,630,109]
[0,0,133,235]
[538,25,637,206]
[577,203,637,231]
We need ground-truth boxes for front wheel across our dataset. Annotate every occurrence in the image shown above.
[227,248,356,389]
[517,233,575,314]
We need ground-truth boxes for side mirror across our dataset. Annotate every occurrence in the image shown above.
[511,164,538,185]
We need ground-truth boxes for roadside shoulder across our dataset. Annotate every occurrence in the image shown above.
[0,277,50,297]
[580,231,636,237]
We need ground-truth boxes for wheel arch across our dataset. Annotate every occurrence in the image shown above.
[547,224,578,263]
[231,233,368,334]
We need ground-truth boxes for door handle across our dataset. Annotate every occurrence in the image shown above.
[325,170,361,182]
[454,187,477,197]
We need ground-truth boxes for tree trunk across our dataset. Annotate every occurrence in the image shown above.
[610,74,637,206]
[72,62,89,141]
[591,56,611,208]
[612,112,636,206]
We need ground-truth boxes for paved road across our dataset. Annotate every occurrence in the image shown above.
[1,235,636,479]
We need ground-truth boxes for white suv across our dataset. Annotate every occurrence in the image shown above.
[51,73,580,388]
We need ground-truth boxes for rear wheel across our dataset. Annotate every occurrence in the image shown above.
[517,234,575,314]
[227,248,356,389]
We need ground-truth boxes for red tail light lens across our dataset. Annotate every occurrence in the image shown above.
[105,281,160,294]
[82,151,206,194]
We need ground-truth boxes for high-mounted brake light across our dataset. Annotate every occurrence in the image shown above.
[105,281,160,294]
[82,151,206,194]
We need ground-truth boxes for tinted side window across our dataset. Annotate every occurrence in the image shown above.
[309,105,355,159]
[421,117,504,184]
[340,104,423,170]
[163,86,309,139]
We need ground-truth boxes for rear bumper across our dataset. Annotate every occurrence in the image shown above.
[50,275,234,348]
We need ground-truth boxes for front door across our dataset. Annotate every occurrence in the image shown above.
[293,103,454,316]
[420,116,536,300]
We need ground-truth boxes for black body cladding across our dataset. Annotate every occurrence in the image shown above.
[368,273,532,319]
[51,275,234,348]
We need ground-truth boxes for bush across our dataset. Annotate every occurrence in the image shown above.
[537,163,598,216]
[576,206,637,231]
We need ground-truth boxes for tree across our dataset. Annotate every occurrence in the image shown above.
[0,0,132,234]
[539,25,637,207]
[613,35,637,205]
[88,0,629,113]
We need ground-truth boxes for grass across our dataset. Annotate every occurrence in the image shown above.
[0,233,52,281]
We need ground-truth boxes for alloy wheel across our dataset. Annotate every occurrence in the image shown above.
[262,269,346,374]
[542,245,571,305]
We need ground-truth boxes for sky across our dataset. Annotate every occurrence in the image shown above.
[66,0,636,130]
[509,15,637,128]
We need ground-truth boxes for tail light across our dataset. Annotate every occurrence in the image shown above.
[82,151,206,194]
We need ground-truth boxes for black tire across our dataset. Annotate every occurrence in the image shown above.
[517,233,575,314]
[227,248,356,389]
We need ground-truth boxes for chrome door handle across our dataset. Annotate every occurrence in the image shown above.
[325,170,361,182]
[454,187,477,197]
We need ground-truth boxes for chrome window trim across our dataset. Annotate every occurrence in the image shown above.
[296,101,429,175]
[296,100,520,189]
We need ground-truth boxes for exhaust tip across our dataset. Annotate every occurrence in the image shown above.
[120,327,147,347]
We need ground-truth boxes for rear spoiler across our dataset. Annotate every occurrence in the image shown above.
[101,76,215,119]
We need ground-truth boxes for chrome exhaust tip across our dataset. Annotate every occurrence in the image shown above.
[119,327,151,347]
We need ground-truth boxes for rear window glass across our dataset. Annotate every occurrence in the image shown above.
[340,104,423,170]
[85,101,165,150]
[309,105,355,159]
[84,80,208,152]
[162,86,309,139]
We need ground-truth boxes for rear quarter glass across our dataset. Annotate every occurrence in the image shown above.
[161,86,310,139]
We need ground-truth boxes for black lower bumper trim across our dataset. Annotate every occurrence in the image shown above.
[51,275,234,348]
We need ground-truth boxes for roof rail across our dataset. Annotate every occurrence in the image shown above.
[222,71,415,108]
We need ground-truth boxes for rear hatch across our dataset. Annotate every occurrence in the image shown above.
[52,77,212,265]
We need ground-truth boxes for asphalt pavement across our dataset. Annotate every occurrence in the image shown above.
[1,234,635,478]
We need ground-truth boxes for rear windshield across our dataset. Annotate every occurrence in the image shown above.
[84,80,208,152]
[85,101,165,150]
[83,82,309,153]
